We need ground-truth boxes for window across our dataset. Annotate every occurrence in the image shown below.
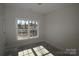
[16,18,39,40]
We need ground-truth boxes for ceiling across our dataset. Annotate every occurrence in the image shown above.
[5,3,77,15]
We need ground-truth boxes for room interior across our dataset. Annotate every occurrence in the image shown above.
[0,3,79,56]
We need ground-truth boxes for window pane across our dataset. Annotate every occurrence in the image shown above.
[17,19,39,40]
[30,30,37,37]
[17,20,22,29]
[24,20,28,29]
[26,20,28,24]
[17,29,28,40]
[29,21,38,29]
[29,21,38,37]
[22,20,25,25]
[17,19,29,40]
[17,20,20,24]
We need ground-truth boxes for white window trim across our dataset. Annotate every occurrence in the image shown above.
[16,18,39,40]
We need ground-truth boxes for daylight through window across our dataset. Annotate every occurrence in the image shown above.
[16,18,39,40]
[18,46,54,56]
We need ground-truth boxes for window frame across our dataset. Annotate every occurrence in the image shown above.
[16,18,39,40]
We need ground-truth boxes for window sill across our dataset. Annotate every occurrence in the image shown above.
[17,36,39,40]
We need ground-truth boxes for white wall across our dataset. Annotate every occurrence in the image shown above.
[0,5,5,55]
[5,4,79,50]
[44,5,79,49]
[5,6,44,48]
